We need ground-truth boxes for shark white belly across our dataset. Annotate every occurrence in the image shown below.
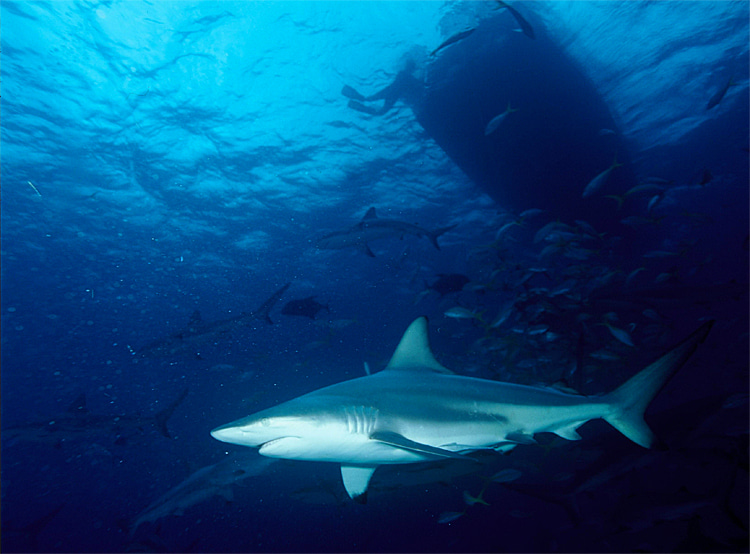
[211,317,712,502]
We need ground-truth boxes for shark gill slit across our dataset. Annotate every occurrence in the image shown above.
[345,406,378,435]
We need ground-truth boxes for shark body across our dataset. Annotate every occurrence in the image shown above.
[317,208,456,257]
[138,283,290,357]
[130,452,276,534]
[211,317,712,502]
[4,389,187,448]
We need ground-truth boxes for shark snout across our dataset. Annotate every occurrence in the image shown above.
[210,422,256,446]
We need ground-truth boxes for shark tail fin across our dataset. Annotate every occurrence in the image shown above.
[154,388,188,438]
[601,320,713,448]
[428,224,457,250]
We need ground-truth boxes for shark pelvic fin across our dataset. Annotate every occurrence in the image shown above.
[384,317,453,374]
[341,465,377,503]
[370,430,465,460]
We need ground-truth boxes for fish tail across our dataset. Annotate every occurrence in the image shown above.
[601,320,713,448]
[506,101,519,113]
[428,224,457,250]
[611,153,623,170]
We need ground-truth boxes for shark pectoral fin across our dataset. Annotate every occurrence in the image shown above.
[341,465,377,503]
[362,244,376,257]
[370,431,465,460]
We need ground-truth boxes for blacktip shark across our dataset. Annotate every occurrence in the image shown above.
[138,283,291,357]
[316,207,456,257]
[211,317,713,503]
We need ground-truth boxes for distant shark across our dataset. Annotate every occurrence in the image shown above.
[130,451,276,535]
[316,207,456,257]
[211,317,712,503]
[4,389,188,448]
[138,283,291,357]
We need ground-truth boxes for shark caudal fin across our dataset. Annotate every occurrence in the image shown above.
[428,224,457,250]
[602,320,713,448]
[154,388,188,438]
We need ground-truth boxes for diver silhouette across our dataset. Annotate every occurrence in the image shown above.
[342,59,424,116]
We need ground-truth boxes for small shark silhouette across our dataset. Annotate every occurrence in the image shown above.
[138,283,290,357]
[4,389,187,448]
[317,208,456,257]
[130,451,276,535]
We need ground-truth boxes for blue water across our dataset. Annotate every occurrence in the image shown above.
[2,1,748,552]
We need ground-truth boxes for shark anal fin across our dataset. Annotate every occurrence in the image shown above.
[341,465,377,502]
[370,430,465,460]
[554,423,583,441]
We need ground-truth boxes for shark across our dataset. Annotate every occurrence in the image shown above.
[3,389,188,448]
[130,451,276,535]
[138,282,291,357]
[211,316,713,503]
[316,207,456,257]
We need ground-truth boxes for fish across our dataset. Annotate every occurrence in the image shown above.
[316,207,456,257]
[137,283,290,357]
[495,1,535,39]
[426,273,470,296]
[604,321,634,347]
[484,102,518,135]
[282,296,330,320]
[130,451,276,535]
[3,389,187,448]
[430,28,476,57]
[211,316,713,502]
[443,306,484,322]
[582,156,623,198]
[706,76,736,110]
[489,468,523,483]
[437,511,465,524]
[463,489,490,506]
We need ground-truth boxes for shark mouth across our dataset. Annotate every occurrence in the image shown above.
[258,436,299,453]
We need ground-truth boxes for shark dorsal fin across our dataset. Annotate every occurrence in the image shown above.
[362,207,378,221]
[384,317,453,374]
[189,310,202,325]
